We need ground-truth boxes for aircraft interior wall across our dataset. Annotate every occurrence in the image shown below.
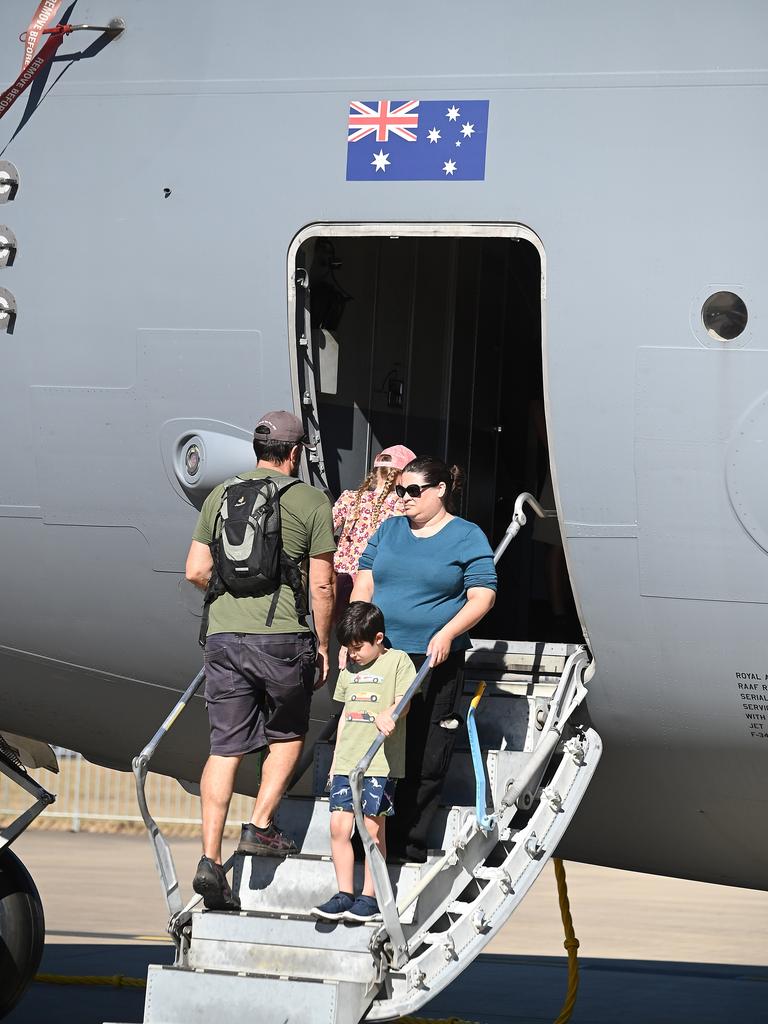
[297,234,582,642]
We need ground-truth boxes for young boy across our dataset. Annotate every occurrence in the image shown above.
[311,601,415,922]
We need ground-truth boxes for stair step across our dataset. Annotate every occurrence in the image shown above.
[233,852,426,923]
[143,965,371,1024]
[275,795,470,857]
[189,909,377,982]
[464,639,578,674]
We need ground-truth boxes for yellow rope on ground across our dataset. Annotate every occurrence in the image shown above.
[551,857,580,1024]
[34,859,580,1023]
[35,973,146,988]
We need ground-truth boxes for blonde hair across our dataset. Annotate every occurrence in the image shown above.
[349,466,399,531]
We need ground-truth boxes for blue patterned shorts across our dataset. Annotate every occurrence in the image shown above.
[329,774,396,817]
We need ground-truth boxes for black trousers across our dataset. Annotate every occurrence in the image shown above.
[387,650,464,860]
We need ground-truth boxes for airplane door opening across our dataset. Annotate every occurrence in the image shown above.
[290,227,583,643]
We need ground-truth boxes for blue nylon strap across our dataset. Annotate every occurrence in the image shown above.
[467,700,494,831]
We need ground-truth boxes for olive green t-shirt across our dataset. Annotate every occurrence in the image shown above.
[193,469,335,636]
[333,649,415,778]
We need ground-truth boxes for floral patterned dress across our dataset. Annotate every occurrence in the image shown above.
[332,489,405,575]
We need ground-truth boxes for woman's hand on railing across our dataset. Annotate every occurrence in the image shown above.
[426,627,454,666]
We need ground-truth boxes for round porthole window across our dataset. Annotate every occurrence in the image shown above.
[184,443,201,478]
[701,291,748,341]
[178,435,205,485]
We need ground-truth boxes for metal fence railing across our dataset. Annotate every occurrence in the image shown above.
[0,749,253,835]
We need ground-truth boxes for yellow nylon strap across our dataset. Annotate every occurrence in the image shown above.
[469,680,486,710]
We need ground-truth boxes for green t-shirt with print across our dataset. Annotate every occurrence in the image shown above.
[193,469,335,636]
[332,649,415,778]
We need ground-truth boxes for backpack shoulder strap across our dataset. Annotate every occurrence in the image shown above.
[273,477,302,496]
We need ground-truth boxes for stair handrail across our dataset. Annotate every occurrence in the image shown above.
[493,491,557,565]
[132,667,206,919]
[349,655,434,971]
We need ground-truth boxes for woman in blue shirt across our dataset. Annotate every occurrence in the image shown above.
[351,456,497,863]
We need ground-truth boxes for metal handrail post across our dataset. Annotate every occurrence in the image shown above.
[493,491,557,565]
[132,668,206,919]
[349,657,433,970]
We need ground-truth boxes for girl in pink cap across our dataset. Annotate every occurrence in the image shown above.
[332,445,416,617]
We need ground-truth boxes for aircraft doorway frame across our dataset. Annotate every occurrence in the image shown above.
[286,222,588,644]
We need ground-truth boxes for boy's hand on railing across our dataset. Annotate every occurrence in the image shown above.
[374,709,397,737]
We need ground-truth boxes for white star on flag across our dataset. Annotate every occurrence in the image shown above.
[455,140,461,147]
[371,149,390,172]
[427,127,441,143]
[460,122,475,138]
[443,159,457,176]
[446,105,460,121]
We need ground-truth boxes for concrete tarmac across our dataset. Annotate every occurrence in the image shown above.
[6,830,768,1023]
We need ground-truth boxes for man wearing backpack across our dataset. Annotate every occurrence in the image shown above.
[185,411,335,910]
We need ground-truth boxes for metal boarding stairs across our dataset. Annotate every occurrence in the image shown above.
[116,494,602,1024]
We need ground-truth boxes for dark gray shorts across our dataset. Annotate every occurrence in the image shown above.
[203,633,317,756]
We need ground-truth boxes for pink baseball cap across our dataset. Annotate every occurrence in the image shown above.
[373,445,416,471]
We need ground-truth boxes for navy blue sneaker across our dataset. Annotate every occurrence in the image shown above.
[344,895,382,923]
[311,892,355,921]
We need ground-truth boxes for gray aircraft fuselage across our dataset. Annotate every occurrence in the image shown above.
[0,0,766,891]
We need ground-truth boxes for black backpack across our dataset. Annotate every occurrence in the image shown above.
[199,476,307,646]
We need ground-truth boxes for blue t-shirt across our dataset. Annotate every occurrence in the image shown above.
[357,515,497,654]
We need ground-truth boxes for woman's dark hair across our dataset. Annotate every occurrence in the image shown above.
[401,456,465,513]
[337,602,385,647]
[253,437,296,464]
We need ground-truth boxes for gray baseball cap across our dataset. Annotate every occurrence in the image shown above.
[253,411,314,449]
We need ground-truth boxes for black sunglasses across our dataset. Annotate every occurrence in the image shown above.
[395,483,437,499]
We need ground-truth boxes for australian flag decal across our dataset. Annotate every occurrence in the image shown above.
[346,99,490,181]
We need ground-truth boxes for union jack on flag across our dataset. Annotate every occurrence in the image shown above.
[347,99,420,143]
[346,99,490,181]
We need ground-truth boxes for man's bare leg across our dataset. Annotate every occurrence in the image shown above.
[250,738,304,828]
[201,753,242,863]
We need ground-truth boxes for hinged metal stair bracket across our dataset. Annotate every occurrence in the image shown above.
[0,737,55,850]
[293,268,329,492]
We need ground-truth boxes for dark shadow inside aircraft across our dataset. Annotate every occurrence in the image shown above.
[295,234,583,643]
